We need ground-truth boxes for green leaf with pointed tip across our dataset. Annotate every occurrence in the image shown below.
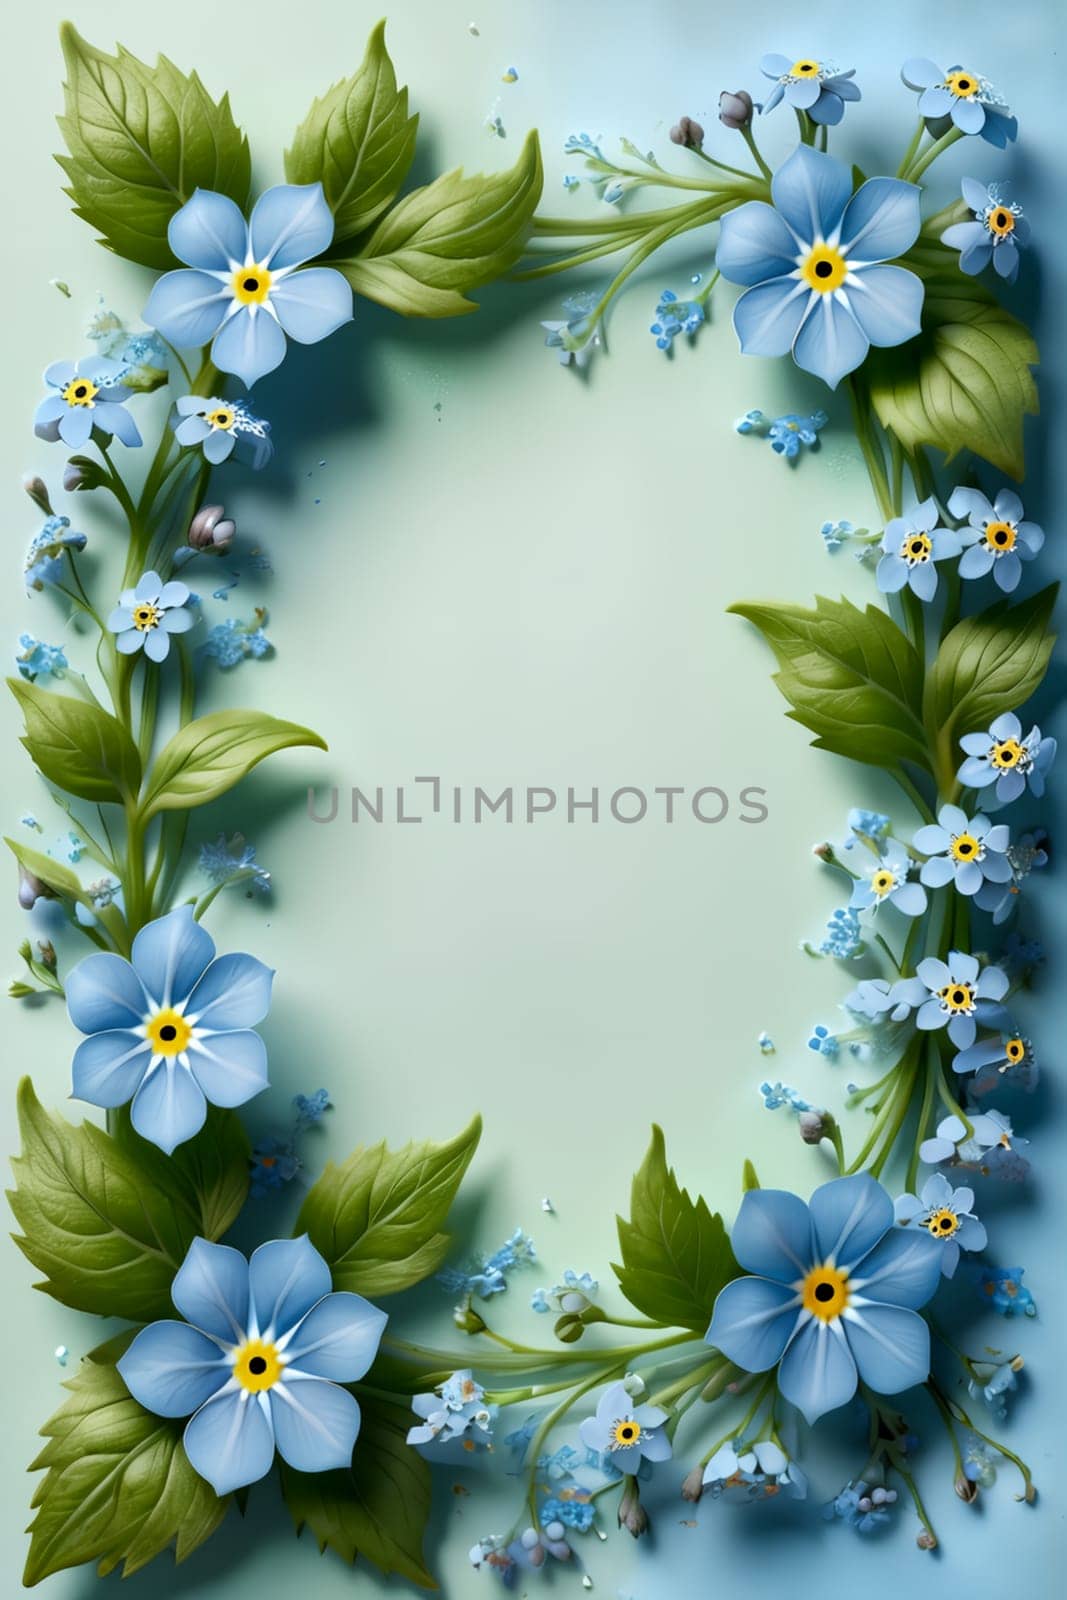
[9,677,141,804]
[24,1346,228,1585]
[613,1125,740,1332]
[868,235,1039,480]
[284,20,418,242]
[296,1115,481,1295]
[280,1397,434,1587]
[4,836,127,945]
[55,23,251,269]
[335,130,542,317]
[741,1159,760,1192]
[139,709,327,818]
[8,1081,249,1320]
[728,596,930,772]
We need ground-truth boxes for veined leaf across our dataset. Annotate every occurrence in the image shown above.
[9,677,141,804]
[139,709,326,818]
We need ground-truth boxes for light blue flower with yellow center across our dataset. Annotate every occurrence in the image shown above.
[901,60,1017,147]
[173,395,273,468]
[848,839,926,918]
[913,804,1011,895]
[914,950,1010,1048]
[715,146,923,389]
[957,712,1056,803]
[579,1380,672,1473]
[34,356,142,448]
[759,55,861,126]
[106,570,196,663]
[707,1174,942,1424]
[118,1235,386,1494]
[941,179,1030,284]
[893,1173,986,1277]
[948,486,1044,594]
[876,497,962,600]
[145,185,352,388]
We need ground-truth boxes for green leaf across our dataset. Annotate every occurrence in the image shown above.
[728,596,930,772]
[24,1347,228,1584]
[741,1159,760,1192]
[868,236,1039,480]
[9,677,141,804]
[8,1081,249,1320]
[4,836,127,945]
[139,709,326,819]
[284,20,418,243]
[335,130,543,317]
[280,1397,434,1587]
[613,1125,740,1333]
[925,584,1058,793]
[56,23,251,269]
[295,1115,481,1296]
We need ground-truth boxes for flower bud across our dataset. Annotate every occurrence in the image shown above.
[452,1303,487,1335]
[8,981,35,998]
[798,1109,828,1145]
[669,116,704,149]
[955,1474,979,1504]
[18,865,54,909]
[719,90,754,130]
[63,455,107,493]
[812,840,836,862]
[916,1529,937,1550]
[618,1478,648,1538]
[37,940,57,972]
[579,1302,607,1325]
[554,1312,584,1343]
[188,503,236,552]
[681,1466,705,1503]
[23,475,53,516]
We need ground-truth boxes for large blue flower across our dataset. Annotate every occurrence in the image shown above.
[716,146,923,389]
[66,905,273,1152]
[759,55,861,127]
[145,185,352,389]
[707,1175,942,1424]
[118,1236,387,1494]
[941,179,1030,284]
[34,357,142,449]
[901,60,1017,147]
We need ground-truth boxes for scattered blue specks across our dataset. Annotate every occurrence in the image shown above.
[757,1031,775,1055]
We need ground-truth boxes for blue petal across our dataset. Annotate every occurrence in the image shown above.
[67,952,146,1033]
[792,295,869,389]
[249,1236,332,1340]
[271,1377,361,1472]
[169,190,248,270]
[118,1320,229,1417]
[808,90,845,127]
[892,881,927,916]
[716,201,799,287]
[131,1061,207,1153]
[990,712,1022,741]
[941,220,986,252]
[270,268,352,345]
[785,77,822,112]
[847,264,923,350]
[175,414,211,446]
[902,58,944,90]
[913,823,949,853]
[850,1227,942,1309]
[173,1238,249,1342]
[144,629,172,663]
[283,1292,388,1381]
[706,1275,799,1370]
[918,86,954,118]
[131,905,215,1008]
[733,278,810,357]
[876,553,909,594]
[58,407,94,448]
[728,1188,813,1281]
[809,1174,892,1270]
[183,1388,276,1494]
[189,1029,269,1108]
[249,183,334,269]
[211,306,288,388]
[144,270,229,348]
[993,551,1021,592]
[777,1317,857,1423]
[161,607,196,633]
[843,1303,930,1394]
[760,54,792,76]
[909,559,938,602]
[203,428,236,463]
[187,952,275,1029]
[72,1030,151,1106]
[134,572,163,603]
[95,402,142,448]
[770,145,851,246]
[638,1425,673,1462]
[841,179,921,262]
[953,97,986,135]
[43,359,77,387]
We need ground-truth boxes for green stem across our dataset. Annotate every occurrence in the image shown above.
[896,119,926,180]
[847,375,893,522]
[738,124,773,181]
[903,126,965,184]
[698,1374,774,1467]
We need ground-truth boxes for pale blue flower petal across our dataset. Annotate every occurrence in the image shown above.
[184,1388,276,1495]
[118,1320,229,1417]
[715,202,800,286]
[116,629,145,655]
[58,407,94,448]
[250,1236,332,1340]
[729,1187,813,1280]
[778,1318,857,1423]
[94,402,142,447]
[172,1238,249,1342]
[203,428,236,463]
[892,881,927,916]
[284,1292,388,1381]
[67,951,147,1032]
[733,278,811,357]
[993,552,1022,592]
[211,306,288,388]
[707,1275,798,1369]
[913,823,950,853]
[846,265,923,348]
[792,295,869,388]
[808,90,844,127]
[876,553,909,593]
[72,1029,151,1106]
[131,904,215,1008]
[953,96,986,135]
[169,190,248,270]
[161,607,196,633]
[902,58,946,89]
[43,359,77,387]
[909,558,938,601]
[270,268,352,345]
[145,270,229,348]
[809,1174,892,1270]
[850,1228,942,1308]
[638,1426,673,1461]
[249,183,334,269]
[143,628,172,663]
[917,957,951,988]
[187,952,275,1029]
[956,861,983,895]
[131,1060,207,1153]
[271,1376,361,1472]
[841,179,921,262]
[770,146,851,244]
[189,1028,269,1108]
[843,1303,930,1394]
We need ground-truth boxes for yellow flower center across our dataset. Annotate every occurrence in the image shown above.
[791,58,822,78]
[871,868,897,897]
[991,738,1023,769]
[1004,1037,1026,1064]
[610,1418,642,1450]
[987,207,1015,237]
[233,1338,282,1393]
[802,1264,850,1322]
[800,244,848,293]
[145,1007,193,1056]
[901,532,932,564]
[949,832,980,861]
[62,377,99,407]
[206,406,236,431]
[132,602,162,633]
[232,265,273,305]
[946,69,979,98]
[983,521,1016,553]
[938,982,975,1015]
[924,1207,960,1238]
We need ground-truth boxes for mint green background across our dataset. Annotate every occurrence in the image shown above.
[2,1,1063,1594]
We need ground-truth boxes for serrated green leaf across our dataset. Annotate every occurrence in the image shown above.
[284,20,418,242]
[728,596,930,772]
[296,1115,481,1295]
[280,1397,434,1587]
[613,1125,740,1332]
[868,236,1039,479]
[8,1081,248,1320]
[335,130,542,317]
[24,1347,228,1585]
[9,677,141,804]
[139,709,326,819]
[55,23,250,269]
[925,584,1058,794]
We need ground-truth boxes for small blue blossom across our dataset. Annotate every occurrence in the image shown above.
[202,611,273,668]
[769,410,827,458]
[198,831,271,893]
[735,409,765,435]
[920,1110,1029,1180]
[759,55,861,125]
[893,1171,986,1277]
[249,1136,299,1196]
[563,132,605,160]
[15,635,68,682]
[949,486,1044,594]
[531,1269,598,1313]
[822,1480,898,1534]
[807,1024,840,1059]
[562,174,579,191]
[650,288,705,351]
[541,295,600,368]
[173,396,273,469]
[967,1357,1023,1420]
[20,814,41,831]
[975,830,1048,924]
[34,357,142,449]
[913,804,1011,896]
[957,712,1056,804]
[845,810,891,849]
[953,1031,1037,1094]
[294,1087,330,1125]
[580,1380,671,1472]
[813,906,864,959]
[877,498,962,601]
[107,570,195,662]
[760,1081,811,1112]
[913,951,1010,1047]
[540,1493,595,1532]
[901,60,1017,147]
[704,1437,808,1501]
[941,180,1029,284]
[821,518,864,551]
[439,1227,536,1300]
[970,1264,1036,1318]
[849,839,927,918]
[408,1371,497,1452]
[61,831,85,864]
[25,515,86,590]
